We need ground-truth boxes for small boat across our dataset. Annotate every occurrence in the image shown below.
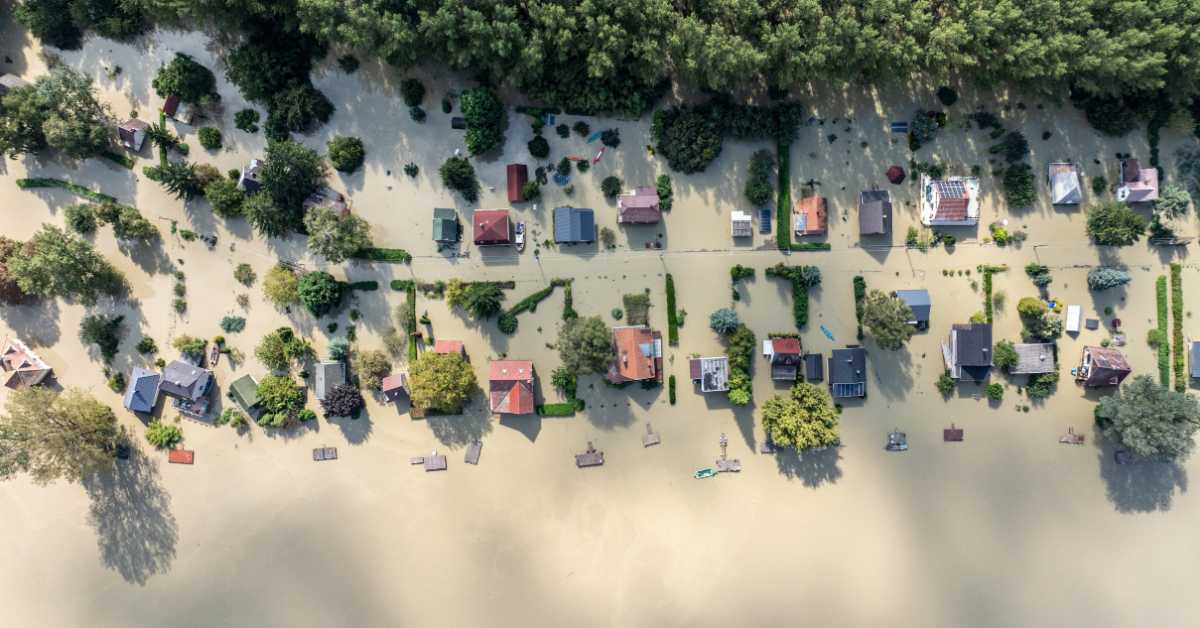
[886,429,908,452]
[514,222,526,252]
[694,468,717,479]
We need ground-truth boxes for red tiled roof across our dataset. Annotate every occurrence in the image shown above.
[793,196,827,235]
[473,210,511,244]
[1,336,51,388]
[934,180,970,220]
[433,340,465,355]
[489,360,534,415]
[609,327,658,382]
[771,338,802,355]
[618,187,661,224]
[506,164,528,203]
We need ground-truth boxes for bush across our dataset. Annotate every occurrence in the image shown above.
[572,121,590,136]
[461,87,506,155]
[234,263,256,286]
[936,370,955,396]
[439,157,479,202]
[409,106,426,122]
[936,86,958,107]
[521,180,541,201]
[528,135,550,159]
[400,78,425,106]
[107,371,126,393]
[298,271,342,317]
[145,421,183,448]
[1172,263,1185,392]
[1017,296,1048,319]
[263,264,300,306]
[1026,372,1059,400]
[1079,94,1137,137]
[327,136,365,173]
[1087,268,1132,290]
[205,178,245,218]
[321,383,364,417]
[555,123,570,138]
[745,149,775,206]
[910,112,939,147]
[985,383,1003,401]
[266,84,334,135]
[136,336,158,354]
[990,131,1029,163]
[198,127,222,150]
[1156,184,1192,217]
[80,314,124,362]
[1087,202,1148,246]
[993,339,1018,371]
[497,313,518,334]
[601,176,622,198]
[64,203,97,234]
[404,163,419,177]
[219,316,246,333]
[1024,263,1052,288]
[257,374,305,424]
[152,53,216,103]
[576,160,590,173]
[600,128,620,148]
[709,308,739,335]
[235,109,260,133]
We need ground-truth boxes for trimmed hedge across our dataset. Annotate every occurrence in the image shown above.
[536,398,585,417]
[775,138,791,250]
[790,242,832,251]
[669,374,677,405]
[100,150,136,169]
[980,264,1006,324]
[346,280,379,291]
[666,273,679,346]
[765,264,820,329]
[406,283,418,362]
[497,279,570,335]
[17,177,119,205]
[730,265,755,281]
[1171,263,1185,392]
[1156,275,1170,386]
[853,276,866,340]
[390,279,415,291]
[354,248,412,263]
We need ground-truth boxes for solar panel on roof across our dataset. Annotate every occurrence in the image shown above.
[938,180,967,198]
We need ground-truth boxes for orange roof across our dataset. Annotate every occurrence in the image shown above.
[793,196,828,235]
[609,327,659,382]
[433,340,465,355]
[1,336,51,388]
[489,360,534,415]
[473,209,511,245]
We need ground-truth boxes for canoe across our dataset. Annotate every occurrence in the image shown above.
[694,468,717,479]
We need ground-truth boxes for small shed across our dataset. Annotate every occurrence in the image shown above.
[731,211,753,237]
[229,374,260,415]
[804,353,824,382]
[1048,162,1082,205]
[117,119,150,152]
[314,361,346,401]
[432,207,460,243]
[895,289,931,329]
[506,164,528,203]
[1066,305,1082,333]
[381,373,409,402]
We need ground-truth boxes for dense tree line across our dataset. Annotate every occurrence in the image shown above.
[18,1,1200,115]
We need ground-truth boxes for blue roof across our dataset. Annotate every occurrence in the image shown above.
[1192,342,1200,378]
[895,289,931,322]
[553,206,596,243]
[123,367,161,413]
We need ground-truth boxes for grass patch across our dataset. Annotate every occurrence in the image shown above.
[665,274,679,346]
[100,150,135,169]
[562,283,578,321]
[353,248,412,263]
[623,292,651,326]
[775,138,792,250]
[1172,263,1185,392]
[536,399,585,417]
[1157,275,1170,386]
[853,276,866,340]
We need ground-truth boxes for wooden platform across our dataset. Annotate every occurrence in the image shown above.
[311,447,338,461]
[424,455,448,471]
[464,440,482,465]
[167,449,194,465]
[943,424,964,442]
[1059,427,1085,445]
[576,442,604,467]
[642,424,660,448]
[715,459,741,472]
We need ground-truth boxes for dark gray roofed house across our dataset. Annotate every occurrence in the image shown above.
[553,206,596,243]
[159,360,213,417]
[894,289,931,329]
[943,323,992,382]
[238,159,263,194]
[804,353,824,382]
[1192,342,1200,379]
[1076,346,1131,387]
[123,367,161,414]
[1011,343,1056,375]
[315,361,345,401]
[859,190,892,236]
[828,347,866,398]
[432,208,460,244]
[688,356,729,393]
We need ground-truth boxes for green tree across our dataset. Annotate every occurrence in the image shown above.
[400,78,425,106]
[557,315,613,375]
[460,87,506,155]
[260,139,328,232]
[205,178,245,217]
[1096,375,1200,461]
[439,156,479,202]
[1155,184,1191,217]
[256,374,305,426]
[744,149,774,206]
[1002,164,1036,208]
[1087,201,1148,246]
[297,271,342,316]
[327,135,365,173]
[14,0,82,49]
[0,66,110,158]
[79,313,124,362]
[355,349,392,391]
[303,206,372,263]
[861,289,915,350]
[268,84,334,135]
[761,383,839,452]
[198,127,222,150]
[255,327,312,371]
[144,421,183,449]
[408,351,477,413]
[1017,297,1048,318]
[709,307,740,335]
[152,53,216,102]
[155,161,203,200]
[0,236,27,304]
[8,225,124,304]
[445,279,504,318]
[651,106,723,174]
[109,206,158,241]
[262,263,300,306]
[992,340,1019,372]
[985,383,1004,401]
[171,335,207,361]
[601,176,622,198]
[63,203,97,234]
[242,192,292,238]
[0,85,48,156]
[0,387,121,484]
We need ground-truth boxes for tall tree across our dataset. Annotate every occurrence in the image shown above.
[1097,375,1200,461]
[0,387,122,484]
[861,290,915,350]
[408,351,476,413]
[7,225,124,304]
[303,206,372,263]
[557,315,613,375]
[260,139,328,232]
[761,382,840,452]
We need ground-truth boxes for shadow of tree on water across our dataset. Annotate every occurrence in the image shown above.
[82,446,177,585]
[1098,440,1188,514]
[775,445,844,488]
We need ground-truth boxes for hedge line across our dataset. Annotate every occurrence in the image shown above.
[17,177,120,205]
[346,280,379,291]
[536,398,585,417]
[853,276,866,340]
[406,283,418,362]
[354,248,412,263]
[790,242,832,251]
[1171,263,1185,392]
[668,374,676,405]
[498,279,570,335]
[775,138,791,250]
[390,279,415,291]
[765,264,819,329]
[1156,275,1170,386]
[100,150,136,169]
[665,273,679,346]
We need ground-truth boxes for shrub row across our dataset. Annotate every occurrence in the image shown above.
[346,280,379,291]
[100,150,136,169]
[853,276,866,340]
[498,280,570,335]
[775,138,791,250]
[665,273,679,346]
[730,265,755,281]
[354,248,412,263]
[406,284,418,362]
[668,375,677,405]
[790,242,832,251]
[536,398,585,417]
[1156,275,1170,386]
[1171,263,1185,392]
[17,177,119,205]
[765,264,821,329]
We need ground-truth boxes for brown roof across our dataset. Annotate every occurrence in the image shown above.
[473,210,511,245]
[608,327,660,382]
[381,373,408,401]
[489,360,534,415]
[1,336,51,388]
[162,95,180,116]
[618,187,661,224]
[793,196,828,235]
[433,340,465,355]
[506,164,528,203]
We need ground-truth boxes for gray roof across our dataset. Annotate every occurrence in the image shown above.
[1191,342,1200,378]
[553,206,596,243]
[314,361,345,401]
[159,360,212,401]
[1049,165,1082,204]
[828,347,866,397]
[123,367,161,413]
[953,324,992,367]
[859,190,892,235]
[1011,343,1056,375]
[238,159,263,194]
[895,289,931,322]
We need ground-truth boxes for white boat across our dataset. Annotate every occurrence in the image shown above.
[515,222,526,252]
